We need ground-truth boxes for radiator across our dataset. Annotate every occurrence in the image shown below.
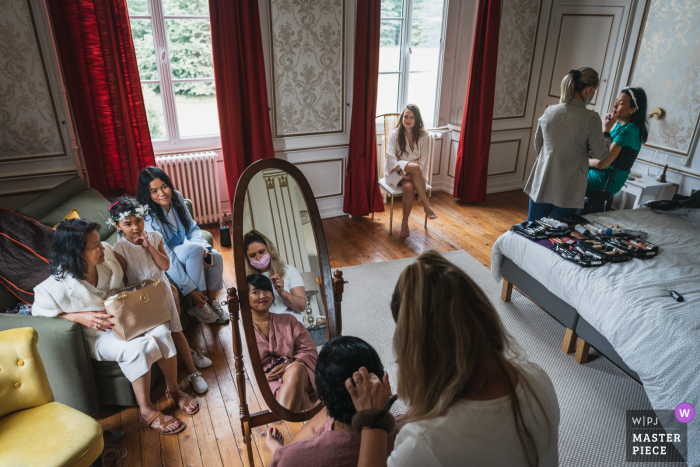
[155,152,222,225]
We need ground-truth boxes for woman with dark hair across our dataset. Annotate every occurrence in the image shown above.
[346,250,559,467]
[385,104,437,238]
[587,87,648,195]
[32,219,198,435]
[266,336,400,467]
[244,230,306,322]
[247,274,318,410]
[137,167,227,325]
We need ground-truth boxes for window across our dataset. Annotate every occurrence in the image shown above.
[127,0,220,151]
[377,0,447,127]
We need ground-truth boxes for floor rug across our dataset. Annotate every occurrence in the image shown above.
[336,250,682,466]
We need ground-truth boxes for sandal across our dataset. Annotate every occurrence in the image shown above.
[139,411,185,435]
[166,389,200,415]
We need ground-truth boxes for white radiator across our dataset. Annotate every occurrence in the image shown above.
[155,152,222,225]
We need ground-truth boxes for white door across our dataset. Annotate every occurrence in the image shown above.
[523,0,633,180]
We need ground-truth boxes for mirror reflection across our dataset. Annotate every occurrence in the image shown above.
[242,169,326,410]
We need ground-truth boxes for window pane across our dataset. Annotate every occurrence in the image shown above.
[142,83,167,139]
[165,19,214,79]
[407,72,438,126]
[410,20,442,72]
[126,0,149,15]
[412,0,444,19]
[173,81,220,137]
[163,0,210,16]
[381,0,403,17]
[130,19,159,80]
[380,21,402,72]
[377,73,400,115]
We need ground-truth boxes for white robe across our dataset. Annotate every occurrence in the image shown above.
[32,243,176,381]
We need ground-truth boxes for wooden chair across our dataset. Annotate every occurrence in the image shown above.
[374,113,436,233]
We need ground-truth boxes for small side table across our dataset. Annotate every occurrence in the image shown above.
[613,175,678,209]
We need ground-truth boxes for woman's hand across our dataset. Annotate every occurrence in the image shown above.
[188,290,208,308]
[345,367,392,412]
[603,113,616,133]
[60,312,114,332]
[269,274,285,295]
[402,172,412,181]
[266,362,289,381]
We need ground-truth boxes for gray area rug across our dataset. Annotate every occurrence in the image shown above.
[336,250,683,467]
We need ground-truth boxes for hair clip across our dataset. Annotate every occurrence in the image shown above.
[109,200,120,209]
[569,69,582,80]
[622,87,638,108]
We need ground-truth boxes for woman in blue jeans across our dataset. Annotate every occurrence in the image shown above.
[137,167,227,324]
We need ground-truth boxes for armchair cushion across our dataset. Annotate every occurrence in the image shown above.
[0,402,103,467]
[0,328,53,418]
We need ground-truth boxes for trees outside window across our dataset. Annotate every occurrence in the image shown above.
[127,0,220,152]
[378,0,447,127]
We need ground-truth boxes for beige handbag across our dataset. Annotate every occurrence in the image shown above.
[103,279,172,341]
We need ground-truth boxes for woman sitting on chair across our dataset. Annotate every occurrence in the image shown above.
[588,87,648,195]
[385,104,438,238]
[247,274,318,410]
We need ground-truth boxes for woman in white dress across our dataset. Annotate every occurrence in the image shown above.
[33,219,198,435]
[243,230,307,324]
[385,104,437,238]
[345,250,560,467]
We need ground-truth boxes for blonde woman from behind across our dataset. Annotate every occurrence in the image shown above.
[524,67,615,221]
[347,250,560,467]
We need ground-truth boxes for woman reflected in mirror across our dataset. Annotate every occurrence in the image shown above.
[244,230,307,323]
[248,274,318,410]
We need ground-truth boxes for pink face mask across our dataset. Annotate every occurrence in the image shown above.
[250,252,271,270]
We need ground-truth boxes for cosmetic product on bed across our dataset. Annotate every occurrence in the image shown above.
[577,239,632,263]
[552,242,606,267]
[668,289,684,302]
[539,218,568,229]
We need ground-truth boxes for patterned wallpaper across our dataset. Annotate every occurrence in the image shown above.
[269,0,344,137]
[631,0,700,156]
[493,0,541,119]
[0,0,63,160]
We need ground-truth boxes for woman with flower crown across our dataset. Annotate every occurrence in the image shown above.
[109,196,209,395]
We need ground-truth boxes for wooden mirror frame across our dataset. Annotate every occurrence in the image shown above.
[228,158,344,465]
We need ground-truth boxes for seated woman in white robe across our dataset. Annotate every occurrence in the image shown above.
[32,219,199,435]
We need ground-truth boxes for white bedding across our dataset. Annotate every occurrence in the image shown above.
[491,208,700,465]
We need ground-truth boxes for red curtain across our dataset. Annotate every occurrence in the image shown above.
[209,0,274,204]
[48,0,155,197]
[453,0,501,202]
[343,0,385,216]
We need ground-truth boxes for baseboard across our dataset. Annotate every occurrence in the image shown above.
[317,196,345,219]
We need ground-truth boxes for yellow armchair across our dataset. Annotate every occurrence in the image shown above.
[0,328,103,467]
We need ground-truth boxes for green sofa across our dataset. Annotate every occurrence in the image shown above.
[0,177,213,415]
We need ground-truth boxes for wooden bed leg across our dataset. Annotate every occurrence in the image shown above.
[561,328,577,354]
[574,338,591,364]
[501,280,513,302]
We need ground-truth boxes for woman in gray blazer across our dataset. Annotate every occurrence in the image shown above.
[524,68,615,221]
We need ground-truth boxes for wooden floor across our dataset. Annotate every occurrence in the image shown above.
[94,189,529,466]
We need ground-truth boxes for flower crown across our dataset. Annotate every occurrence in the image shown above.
[106,201,150,227]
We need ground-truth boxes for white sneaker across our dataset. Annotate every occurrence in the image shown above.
[210,300,229,324]
[192,349,212,369]
[187,303,219,324]
[188,371,208,394]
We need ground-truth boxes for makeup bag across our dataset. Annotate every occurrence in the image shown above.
[103,279,172,341]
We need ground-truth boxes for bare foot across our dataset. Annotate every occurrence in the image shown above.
[424,206,438,220]
[400,222,410,238]
[266,426,285,455]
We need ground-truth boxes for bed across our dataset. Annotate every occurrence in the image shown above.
[491,207,700,465]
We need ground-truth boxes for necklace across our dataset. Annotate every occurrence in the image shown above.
[85,269,98,287]
[253,320,269,325]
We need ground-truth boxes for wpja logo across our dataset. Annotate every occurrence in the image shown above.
[626,409,688,462]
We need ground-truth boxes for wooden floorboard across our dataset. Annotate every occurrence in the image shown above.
[94,189,528,466]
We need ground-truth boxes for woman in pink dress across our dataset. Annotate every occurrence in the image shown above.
[248,274,318,410]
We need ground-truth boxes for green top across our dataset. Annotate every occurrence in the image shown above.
[611,122,641,151]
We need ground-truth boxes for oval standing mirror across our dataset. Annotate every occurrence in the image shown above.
[228,159,343,463]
